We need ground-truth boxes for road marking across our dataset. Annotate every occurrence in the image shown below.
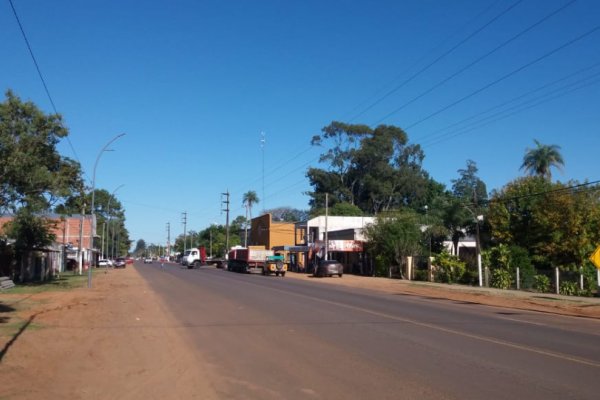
[237,277,600,368]
[178,269,600,368]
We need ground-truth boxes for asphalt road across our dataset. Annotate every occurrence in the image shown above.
[138,262,600,400]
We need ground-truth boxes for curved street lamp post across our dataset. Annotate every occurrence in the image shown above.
[88,133,125,288]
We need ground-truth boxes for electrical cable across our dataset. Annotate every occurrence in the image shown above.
[415,61,600,145]
[373,0,576,125]
[421,70,600,147]
[403,24,600,130]
[406,25,600,130]
[8,0,83,171]
[349,0,524,123]
[342,0,503,122]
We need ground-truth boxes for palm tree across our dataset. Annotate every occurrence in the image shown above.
[242,191,259,246]
[520,139,564,180]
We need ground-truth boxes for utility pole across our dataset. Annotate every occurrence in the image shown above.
[78,204,85,275]
[324,193,329,261]
[166,222,171,260]
[222,191,230,256]
[182,212,187,254]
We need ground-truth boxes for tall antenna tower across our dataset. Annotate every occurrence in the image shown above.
[261,132,265,213]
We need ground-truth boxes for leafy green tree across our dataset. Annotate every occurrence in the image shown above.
[57,189,129,258]
[364,209,422,278]
[4,208,56,281]
[266,207,309,222]
[308,121,432,214]
[0,90,82,213]
[1,91,84,280]
[133,239,146,257]
[520,139,564,180]
[487,177,600,271]
[451,160,488,204]
[310,201,363,218]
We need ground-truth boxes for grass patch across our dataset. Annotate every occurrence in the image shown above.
[3,270,102,294]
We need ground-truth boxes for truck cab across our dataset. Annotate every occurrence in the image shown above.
[182,247,207,269]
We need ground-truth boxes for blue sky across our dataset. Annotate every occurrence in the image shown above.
[2,0,599,247]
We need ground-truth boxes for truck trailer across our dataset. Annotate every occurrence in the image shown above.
[227,246,287,276]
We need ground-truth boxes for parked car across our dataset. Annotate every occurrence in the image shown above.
[114,257,126,268]
[98,259,112,268]
[313,260,344,277]
[144,257,153,264]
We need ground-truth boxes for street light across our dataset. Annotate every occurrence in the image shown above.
[475,214,484,287]
[88,133,125,288]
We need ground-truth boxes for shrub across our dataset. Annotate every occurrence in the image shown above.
[559,281,579,296]
[434,251,466,284]
[490,268,513,290]
[533,274,551,293]
[509,245,535,289]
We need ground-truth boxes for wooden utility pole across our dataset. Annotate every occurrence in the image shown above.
[222,191,230,257]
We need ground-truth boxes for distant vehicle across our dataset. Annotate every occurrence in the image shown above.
[144,257,153,264]
[98,259,112,268]
[227,246,286,276]
[182,247,207,269]
[314,260,343,278]
[114,257,126,268]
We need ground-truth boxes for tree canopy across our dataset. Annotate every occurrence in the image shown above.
[307,121,432,215]
[0,90,82,213]
[520,139,564,181]
[487,177,600,270]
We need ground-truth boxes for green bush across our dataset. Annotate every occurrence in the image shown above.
[533,274,551,293]
[434,251,466,284]
[581,263,598,297]
[509,246,535,289]
[559,281,579,296]
[490,268,513,290]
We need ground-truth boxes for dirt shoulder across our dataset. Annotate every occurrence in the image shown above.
[285,271,600,319]
[0,266,219,400]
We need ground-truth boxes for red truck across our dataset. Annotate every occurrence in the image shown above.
[227,246,287,276]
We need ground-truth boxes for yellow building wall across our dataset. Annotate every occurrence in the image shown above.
[250,213,295,250]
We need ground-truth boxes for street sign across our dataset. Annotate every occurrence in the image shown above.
[589,245,600,269]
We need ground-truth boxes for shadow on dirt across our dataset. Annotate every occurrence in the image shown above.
[0,312,36,362]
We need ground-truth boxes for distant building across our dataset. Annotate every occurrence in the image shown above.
[0,214,96,281]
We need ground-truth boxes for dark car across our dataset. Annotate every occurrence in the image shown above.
[314,260,343,277]
[114,257,126,268]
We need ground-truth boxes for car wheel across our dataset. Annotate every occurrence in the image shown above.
[338,273,343,277]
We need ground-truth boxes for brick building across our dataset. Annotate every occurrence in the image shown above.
[0,214,95,280]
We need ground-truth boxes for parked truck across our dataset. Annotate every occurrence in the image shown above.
[227,246,287,276]
[182,246,207,269]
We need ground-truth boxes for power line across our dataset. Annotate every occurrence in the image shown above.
[348,0,524,123]
[404,24,600,131]
[416,61,600,146]
[373,0,576,125]
[420,67,600,147]
[8,0,82,169]
[484,180,600,206]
